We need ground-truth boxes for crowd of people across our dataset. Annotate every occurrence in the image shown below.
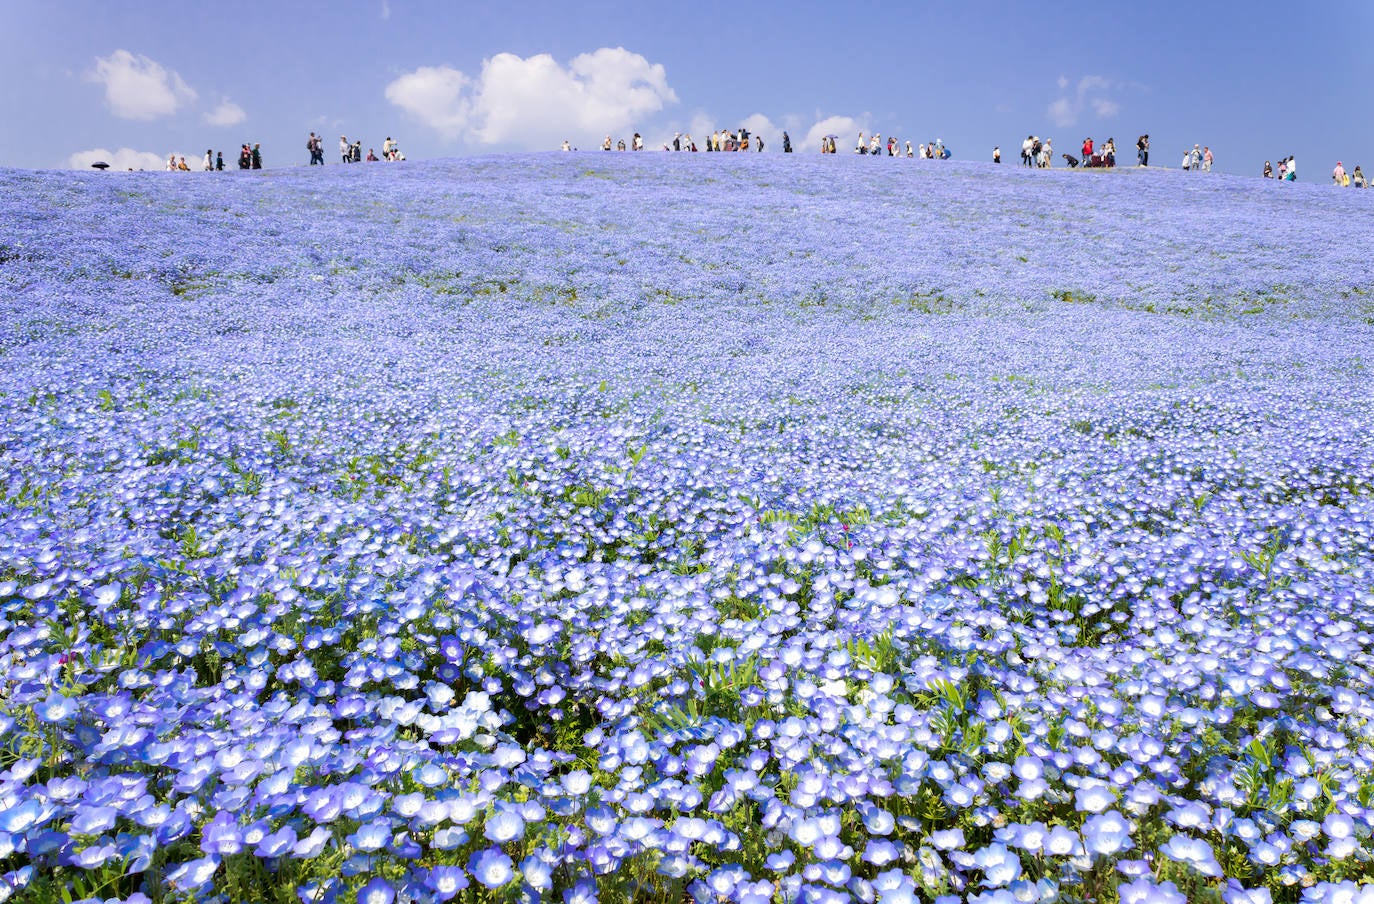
[166,145,261,171]
[1181,144,1214,172]
[306,132,400,164]
[147,126,1364,190]
[576,129,787,153]
[1012,135,1127,169]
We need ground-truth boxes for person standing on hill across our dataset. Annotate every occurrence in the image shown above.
[1136,134,1149,166]
[251,144,262,169]
[993,146,1001,163]
[1202,147,1213,172]
[340,136,350,164]
[1332,161,1347,185]
[783,131,792,153]
[215,151,224,171]
[1082,136,1094,166]
[1263,161,1273,178]
[203,149,213,171]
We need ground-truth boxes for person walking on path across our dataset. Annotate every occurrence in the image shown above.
[1333,161,1347,185]
[1136,134,1149,166]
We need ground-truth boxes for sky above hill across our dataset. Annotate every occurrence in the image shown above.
[3,1,1371,178]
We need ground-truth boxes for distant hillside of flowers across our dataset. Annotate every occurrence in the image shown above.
[1,155,1373,904]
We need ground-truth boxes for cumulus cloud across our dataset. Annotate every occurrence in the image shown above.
[1047,75,1121,128]
[385,47,678,148]
[739,114,780,141]
[88,50,197,120]
[804,115,869,153]
[203,99,246,127]
[68,147,178,171]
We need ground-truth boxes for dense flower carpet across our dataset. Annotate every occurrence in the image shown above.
[1,155,1373,903]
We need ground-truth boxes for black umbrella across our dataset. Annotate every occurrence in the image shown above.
[90,162,110,170]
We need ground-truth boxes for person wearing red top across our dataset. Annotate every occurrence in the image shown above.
[1082,137,1094,167]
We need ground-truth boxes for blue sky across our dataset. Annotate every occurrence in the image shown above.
[3,1,1371,177]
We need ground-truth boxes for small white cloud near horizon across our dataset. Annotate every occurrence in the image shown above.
[804,115,870,153]
[68,147,182,171]
[203,98,246,127]
[1048,75,1123,128]
[88,50,197,120]
[385,47,678,148]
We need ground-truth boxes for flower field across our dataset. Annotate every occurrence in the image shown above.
[2,154,1374,904]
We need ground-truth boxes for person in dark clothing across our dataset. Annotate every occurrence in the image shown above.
[1136,134,1149,166]
[782,131,792,153]
[215,151,224,171]
[251,144,262,169]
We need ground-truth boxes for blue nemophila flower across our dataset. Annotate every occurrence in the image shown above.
[973,842,1022,887]
[1082,811,1134,857]
[65,841,118,869]
[292,827,331,859]
[1223,880,1273,904]
[35,693,78,723]
[68,805,118,836]
[469,847,515,889]
[254,825,297,858]
[483,807,525,844]
[347,820,391,852]
[1160,833,1223,877]
[424,866,468,901]
[199,811,243,856]
[357,877,394,904]
[166,856,219,893]
[1119,878,1187,904]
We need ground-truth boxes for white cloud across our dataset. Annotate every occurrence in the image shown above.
[88,50,197,120]
[203,98,246,127]
[740,113,779,141]
[804,115,868,154]
[68,147,182,171]
[1047,75,1121,128]
[385,47,678,148]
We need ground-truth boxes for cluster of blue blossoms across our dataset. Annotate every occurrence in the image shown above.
[1,154,1373,902]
